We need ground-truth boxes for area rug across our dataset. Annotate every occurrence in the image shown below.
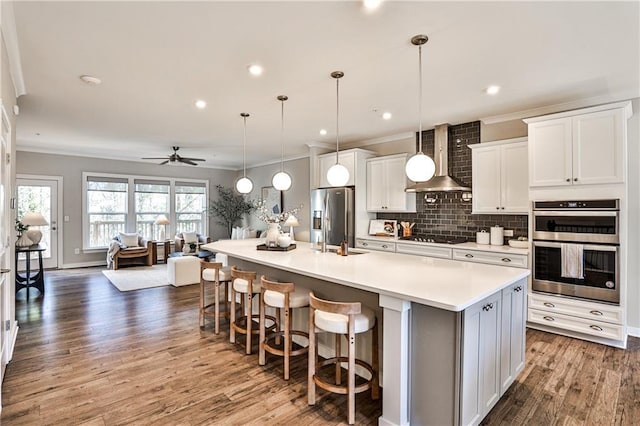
[102,264,169,292]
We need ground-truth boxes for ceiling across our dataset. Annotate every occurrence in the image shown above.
[9,1,639,170]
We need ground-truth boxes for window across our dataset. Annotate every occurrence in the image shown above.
[86,177,128,248]
[175,182,206,234]
[83,173,208,249]
[135,180,169,240]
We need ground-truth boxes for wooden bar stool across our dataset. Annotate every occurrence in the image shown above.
[258,275,311,380]
[307,292,380,425]
[199,259,232,334]
[230,266,276,354]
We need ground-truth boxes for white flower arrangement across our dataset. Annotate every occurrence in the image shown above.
[255,199,303,224]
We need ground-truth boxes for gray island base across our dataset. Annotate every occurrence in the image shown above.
[204,239,530,425]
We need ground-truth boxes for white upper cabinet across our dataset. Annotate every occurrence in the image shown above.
[470,139,528,214]
[366,154,416,213]
[525,102,631,188]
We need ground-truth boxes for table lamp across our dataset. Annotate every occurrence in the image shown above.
[21,212,49,245]
[283,215,299,242]
[155,214,170,241]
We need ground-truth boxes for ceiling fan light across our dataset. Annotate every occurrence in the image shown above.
[272,171,292,191]
[327,163,350,187]
[236,177,253,194]
[405,152,436,182]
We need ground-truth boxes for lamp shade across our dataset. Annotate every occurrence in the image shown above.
[284,215,299,227]
[154,214,170,225]
[405,152,436,182]
[327,163,350,187]
[236,176,253,194]
[21,212,48,226]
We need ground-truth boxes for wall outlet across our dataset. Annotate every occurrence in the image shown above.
[74,248,80,254]
[64,215,70,222]
[504,229,514,237]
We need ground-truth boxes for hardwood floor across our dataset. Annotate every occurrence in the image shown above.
[2,268,639,425]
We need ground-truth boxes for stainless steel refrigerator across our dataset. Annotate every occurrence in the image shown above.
[311,187,355,247]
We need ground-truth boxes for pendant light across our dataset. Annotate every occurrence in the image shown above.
[326,71,350,187]
[272,95,292,191]
[405,34,436,183]
[236,113,253,194]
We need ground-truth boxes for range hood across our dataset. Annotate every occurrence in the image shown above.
[405,124,472,193]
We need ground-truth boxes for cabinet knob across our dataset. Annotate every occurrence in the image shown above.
[514,286,522,292]
[496,206,500,210]
[465,253,473,258]
[543,302,555,308]
[483,302,494,311]
[362,242,368,247]
[501,207,505,210]
[574,178,578,182]
[382,245,388,249]
[543,316,555,322]
[566,178,571,182]
[589,325,603,332]
[590,310,604,316]
[501,258,511,263]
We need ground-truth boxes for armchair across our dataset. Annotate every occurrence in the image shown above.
[107,233,153,270]
[174,232,211,253]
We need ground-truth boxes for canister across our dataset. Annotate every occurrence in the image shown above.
[490,225,504,246]
[476,230,490,245]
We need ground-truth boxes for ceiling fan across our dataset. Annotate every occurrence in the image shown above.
[142,146,205,166]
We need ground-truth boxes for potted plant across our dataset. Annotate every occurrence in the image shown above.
[207,185,255,238]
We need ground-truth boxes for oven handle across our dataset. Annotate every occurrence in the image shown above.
[533,211,618,217]
[532,241,618,252]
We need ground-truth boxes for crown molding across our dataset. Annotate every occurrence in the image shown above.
[342,131,415,148]
[1,1,26,97]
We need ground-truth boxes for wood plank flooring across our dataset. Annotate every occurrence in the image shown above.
[2,267,639,425]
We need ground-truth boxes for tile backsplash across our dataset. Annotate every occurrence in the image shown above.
[377,121,528,242]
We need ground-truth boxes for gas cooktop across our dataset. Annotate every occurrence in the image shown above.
[399,235,469,245]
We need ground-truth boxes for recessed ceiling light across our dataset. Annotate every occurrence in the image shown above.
[80,75,101,85]
[485,85,500,95]
[319,129,327,136]
[248,64,264,76]
[363,0,382,10]
[195,100,207,109]
[382,112,392,120]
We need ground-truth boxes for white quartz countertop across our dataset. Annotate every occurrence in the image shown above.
[203,239,530,312]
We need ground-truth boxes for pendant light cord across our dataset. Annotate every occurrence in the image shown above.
[242,115,247,178]
[335,77,340,165]
[418,43,423,154]
[280,99,285,172]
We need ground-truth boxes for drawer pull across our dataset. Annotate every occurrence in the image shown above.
[382,245,388,249]
[543,316,555,322]
[362,242,368,247]
[590,310,604,316]
[465,254,474,258]
[501,258,511,263]
[590,325,603,332]
[543,302,555,308]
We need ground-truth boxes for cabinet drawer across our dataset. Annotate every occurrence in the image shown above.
[453,249,528,268]
[355,239,396,252]
[396,242,452,259]
[528,308,624,341]
[528,293,622,324]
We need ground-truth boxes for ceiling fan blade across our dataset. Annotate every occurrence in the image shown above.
[180,157,205,162]
[180,159,198,166]
[142,157,169,160]
[159,160,170,165]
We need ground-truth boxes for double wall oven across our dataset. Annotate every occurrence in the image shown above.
[532,199,620,304]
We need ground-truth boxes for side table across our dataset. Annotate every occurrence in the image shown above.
[15,243,46,300]
[152,240,171,264]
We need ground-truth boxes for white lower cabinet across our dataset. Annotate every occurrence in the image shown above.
[461,292,502,426]
[355,238,396,252]
[396,242,452,259]
[500,281,526,393]
[527,292,624,341]
[453,249,528,269]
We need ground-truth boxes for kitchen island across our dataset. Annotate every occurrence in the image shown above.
[203,239,530,426]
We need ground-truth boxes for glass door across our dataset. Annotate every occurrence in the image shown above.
[16,177,60,269]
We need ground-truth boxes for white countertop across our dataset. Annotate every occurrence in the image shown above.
[357,235,530,255]
[203,239,530,312]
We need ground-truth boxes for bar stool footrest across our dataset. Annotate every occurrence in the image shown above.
[233,314,277,335]
[314,356,376,395]
[264,330,309,357]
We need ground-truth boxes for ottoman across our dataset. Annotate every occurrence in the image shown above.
[167,255,201,287]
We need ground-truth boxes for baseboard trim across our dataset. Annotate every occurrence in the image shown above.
[627,326,640,338]
[61,260,106,269]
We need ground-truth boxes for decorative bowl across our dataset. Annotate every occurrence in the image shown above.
[508,239,529,248]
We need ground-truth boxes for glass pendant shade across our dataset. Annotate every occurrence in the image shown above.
[272,95,292,191]
[405,152,436,182]
[236,176,253,194]
[327,71,349,187]
[272,171,292,191]
[327,163,350,187]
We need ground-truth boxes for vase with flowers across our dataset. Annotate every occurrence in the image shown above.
[256,199,302,247]
[15,219,33,247]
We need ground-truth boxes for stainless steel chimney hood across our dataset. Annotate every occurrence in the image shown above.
[405,124,471,193]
